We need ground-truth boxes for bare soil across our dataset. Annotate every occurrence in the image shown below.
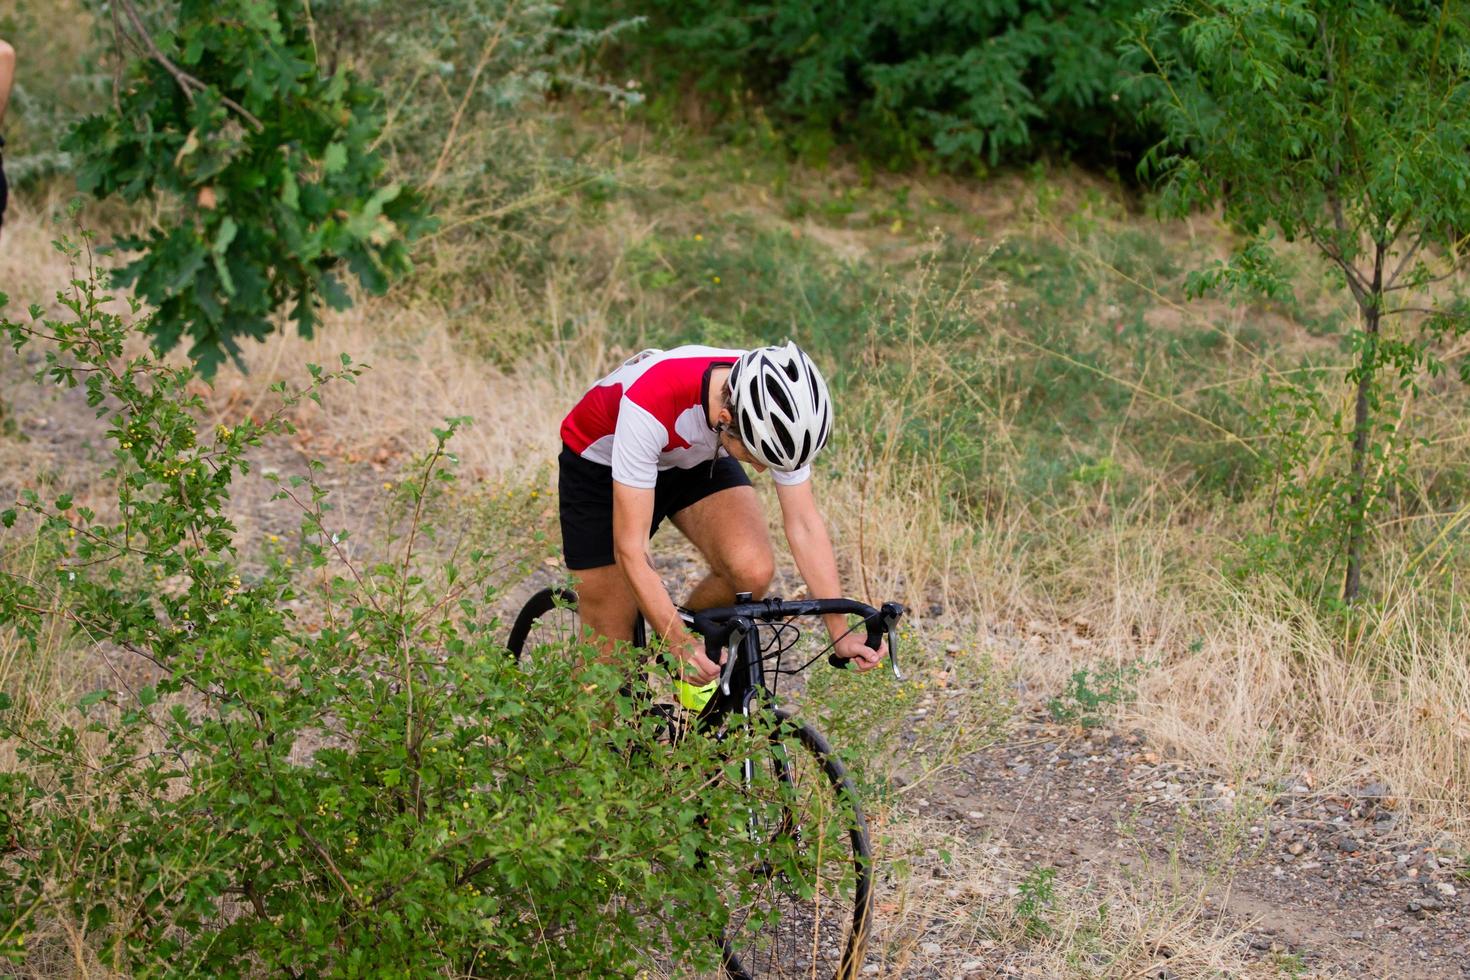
[904,702,1469,978]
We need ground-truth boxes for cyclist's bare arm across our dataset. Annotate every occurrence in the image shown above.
[774,478,888,670]
[611,481,722,683]
[0,40,14,126]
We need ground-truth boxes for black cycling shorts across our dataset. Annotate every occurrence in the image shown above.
[558,444,752,571]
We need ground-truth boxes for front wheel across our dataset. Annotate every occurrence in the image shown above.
[718,709,874,980]
[506,586,581,665]
[507,586,649,666]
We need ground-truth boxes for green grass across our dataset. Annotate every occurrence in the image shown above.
[619,220,872,350]
[596,160,1279,519]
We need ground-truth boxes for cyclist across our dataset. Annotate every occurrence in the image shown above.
[558,342,886,704]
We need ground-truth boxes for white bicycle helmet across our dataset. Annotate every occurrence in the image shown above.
[727,342,833,471]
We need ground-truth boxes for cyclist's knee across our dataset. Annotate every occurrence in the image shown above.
[725,551,774,596]
[581,604,637,643]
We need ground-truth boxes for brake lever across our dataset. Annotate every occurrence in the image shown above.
[884,628,903,680]
[881,602,904,680]
[720,616,753,697]
[828,602,904,678]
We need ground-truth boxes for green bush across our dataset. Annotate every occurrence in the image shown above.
[1013,865,1057,938]
[1045,660,1149,729]
[63,0,433,374]
[576,0,1163,170]
[0,238,780,976]
[13,2,643,371]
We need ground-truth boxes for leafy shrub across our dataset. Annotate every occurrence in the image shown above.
[0,238,779,975]
[1046,660,1149,729]
[16,2,643,371]
[1013,865,1057,938]
[576,0,1163,171]
[63,0,432,374]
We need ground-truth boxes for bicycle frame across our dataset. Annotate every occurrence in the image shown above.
[680,594,898,979]
[510,585,897,977]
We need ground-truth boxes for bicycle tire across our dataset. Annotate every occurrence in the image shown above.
[718,708,873,980]
[506,586,581,664]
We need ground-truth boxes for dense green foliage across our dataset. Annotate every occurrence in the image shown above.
[12,0,639,372]
[0,243,790,976]
[1130,0,1470,601]
[63,0,431,374]
[577,0,1160,170]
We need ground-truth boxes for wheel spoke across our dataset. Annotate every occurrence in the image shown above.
[719,715,872,979]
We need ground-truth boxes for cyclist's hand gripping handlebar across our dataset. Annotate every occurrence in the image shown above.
[828,601,904,680]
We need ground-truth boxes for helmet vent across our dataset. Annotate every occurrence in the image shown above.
[768,380,793,419]
[776,423,796,459]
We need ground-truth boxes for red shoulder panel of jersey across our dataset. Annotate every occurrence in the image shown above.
[560,382,623,454]
[625,355,736,450]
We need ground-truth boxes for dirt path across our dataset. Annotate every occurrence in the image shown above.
[892,700,1469,978]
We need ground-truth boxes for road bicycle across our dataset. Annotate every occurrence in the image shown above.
[507,586,904,980]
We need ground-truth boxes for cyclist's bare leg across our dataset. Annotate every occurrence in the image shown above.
[670,485,775,609]
[572,562,639,653]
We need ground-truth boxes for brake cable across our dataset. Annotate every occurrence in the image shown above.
[792,614,878,673]
[754,621,798,697]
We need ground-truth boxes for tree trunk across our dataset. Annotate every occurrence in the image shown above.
[1342,301,1382,604]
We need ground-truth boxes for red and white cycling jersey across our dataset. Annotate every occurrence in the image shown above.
[560,345,812,489]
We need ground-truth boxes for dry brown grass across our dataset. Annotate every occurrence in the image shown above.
[202,303,583,484]
[980,510,1470,835]
[196,216,665,488]
[0,189,79,301]
[1140,561,1470,826]
[0,196,109,740]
